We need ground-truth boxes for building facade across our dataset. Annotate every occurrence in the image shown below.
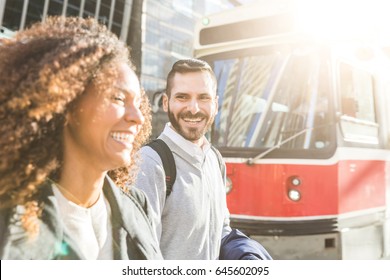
[140,0,236,92]
[0,0,246,84]
[0,0,135,39]
[0,0,252,136]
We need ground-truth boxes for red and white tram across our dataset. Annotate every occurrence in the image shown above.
[194,0,390,259]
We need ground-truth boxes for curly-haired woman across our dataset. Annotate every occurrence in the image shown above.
[0,16,162,260]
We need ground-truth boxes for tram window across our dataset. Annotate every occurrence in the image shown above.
[339,63,378,144]
[211,48,333,151]
[212,54,277,147]
[254,51,332,150]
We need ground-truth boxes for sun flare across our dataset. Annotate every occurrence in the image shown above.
[293,0,390,44]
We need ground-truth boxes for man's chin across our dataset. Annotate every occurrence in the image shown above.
[171,120,206,142]
[181,129,204,142]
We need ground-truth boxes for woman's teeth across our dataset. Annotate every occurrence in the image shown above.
[110,132,132,142]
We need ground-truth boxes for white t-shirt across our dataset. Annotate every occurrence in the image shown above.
[52,186,113,259]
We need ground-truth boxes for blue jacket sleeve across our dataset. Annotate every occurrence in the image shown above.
[219,229,273,260]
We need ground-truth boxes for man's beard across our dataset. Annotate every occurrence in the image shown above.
[168,108,215,142]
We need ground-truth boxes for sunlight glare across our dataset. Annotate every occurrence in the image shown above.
[293,0,390,43]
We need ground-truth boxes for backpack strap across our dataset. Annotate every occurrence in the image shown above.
[146,140,224,198]
[146,139,176,198]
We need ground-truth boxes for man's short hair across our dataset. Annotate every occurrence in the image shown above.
[165,58,217,97]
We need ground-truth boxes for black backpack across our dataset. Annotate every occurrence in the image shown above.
[146,139,225,198]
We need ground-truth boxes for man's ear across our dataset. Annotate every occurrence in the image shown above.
[162,93,169,112]
[214,94,219,115]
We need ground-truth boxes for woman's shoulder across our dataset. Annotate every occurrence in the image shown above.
[128,186,147,201]
[0,207,11,244]
[104,176,148,213]
[123,186,148,210]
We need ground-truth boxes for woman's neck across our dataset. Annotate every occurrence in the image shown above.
[58,164,106,208]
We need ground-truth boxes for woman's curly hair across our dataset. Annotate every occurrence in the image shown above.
[0,16,151,234]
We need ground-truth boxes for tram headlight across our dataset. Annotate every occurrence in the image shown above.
[288,189,301,201]
[226,177,233,194]
[202,17,210,26]
[290,176,301,186]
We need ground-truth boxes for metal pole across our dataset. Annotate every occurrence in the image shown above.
[62,0,68,17]
[19,0,29,30]
[108,0,116,30]
[79,0,85,17]
[0,0,7,27]
[42,0,49,22]
[94,0,101,20]
[120,0,133,41]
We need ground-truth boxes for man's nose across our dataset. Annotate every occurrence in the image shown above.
[187,99,200,114]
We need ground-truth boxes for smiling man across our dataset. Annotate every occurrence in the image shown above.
[165,64,217,144]
[135,59,232,259]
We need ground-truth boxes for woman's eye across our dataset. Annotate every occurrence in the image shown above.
[135,99,142,109]
[112,95,125,103]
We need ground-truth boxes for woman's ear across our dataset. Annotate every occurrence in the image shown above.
[64,107,77,127]
[64,111,71,126]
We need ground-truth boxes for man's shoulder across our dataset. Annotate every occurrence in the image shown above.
[140,143,164,162]
[141,134,179,160]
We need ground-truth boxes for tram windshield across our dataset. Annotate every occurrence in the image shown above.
[207,46,334,153]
